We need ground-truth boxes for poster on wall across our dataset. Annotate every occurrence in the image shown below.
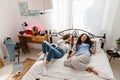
[18,2,29,16]
[18,2,40,16]
[18,0,53,16]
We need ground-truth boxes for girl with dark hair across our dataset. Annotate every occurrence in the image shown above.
[41,33,72,75]
[64,33,98,75]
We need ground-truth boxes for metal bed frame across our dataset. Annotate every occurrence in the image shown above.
[49,29,106,49]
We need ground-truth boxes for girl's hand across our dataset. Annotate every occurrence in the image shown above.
[65,39,70,44]
[91,40,96,54]
[67,54,71,59]
[93,40,96,46]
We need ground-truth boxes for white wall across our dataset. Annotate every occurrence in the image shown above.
[18,0,53,30]
[0,0,22,56]
[0,0,53,56]
[0,0,22,42]
[20,13,53,30]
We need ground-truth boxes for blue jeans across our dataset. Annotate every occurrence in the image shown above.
[42,41,65,61]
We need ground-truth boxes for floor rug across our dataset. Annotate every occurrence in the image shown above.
[6,58,36,80]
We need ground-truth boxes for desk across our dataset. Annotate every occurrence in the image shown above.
[18,33,48,53]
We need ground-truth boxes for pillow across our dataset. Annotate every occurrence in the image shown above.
[91,38,102,54]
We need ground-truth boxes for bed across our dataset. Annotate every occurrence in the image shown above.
[22,29,116,80]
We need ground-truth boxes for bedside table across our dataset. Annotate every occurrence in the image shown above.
[106,49,120,62]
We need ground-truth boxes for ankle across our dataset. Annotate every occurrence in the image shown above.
[86,69,91,72]
[44,64,47,66]
[45,61,49,65]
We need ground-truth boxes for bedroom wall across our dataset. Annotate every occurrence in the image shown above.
[0,0,22,57]
[0,0,22,42]
[18,0,53,30]
[0,0,53,57]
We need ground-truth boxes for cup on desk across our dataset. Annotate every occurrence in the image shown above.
[33,32,37,36]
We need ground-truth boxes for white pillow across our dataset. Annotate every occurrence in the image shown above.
[91,38,102,53]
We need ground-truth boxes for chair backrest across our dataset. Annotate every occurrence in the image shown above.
[4,37,12,44]
[4,37,16,61]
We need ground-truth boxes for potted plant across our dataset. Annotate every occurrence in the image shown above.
[116,37,120,50]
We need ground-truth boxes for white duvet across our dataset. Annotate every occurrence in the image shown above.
[22,50,116,80]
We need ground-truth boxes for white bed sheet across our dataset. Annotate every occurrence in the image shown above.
[22,50,116,80]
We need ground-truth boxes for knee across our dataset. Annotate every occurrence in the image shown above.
[64,59,73,68]
[42,41,48,46]
[71,58,78,66]
[48,48,54,54]
[42,41,47,44]
[64,59,70,66]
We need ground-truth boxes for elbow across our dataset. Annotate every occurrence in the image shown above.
[92,50,96,55]
[92,52,96,55]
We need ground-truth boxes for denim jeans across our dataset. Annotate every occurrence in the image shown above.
[42,41,65,61]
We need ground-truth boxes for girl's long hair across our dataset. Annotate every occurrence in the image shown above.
[76,33,93,48]
[62,33,73,47]
[62,33,71,40]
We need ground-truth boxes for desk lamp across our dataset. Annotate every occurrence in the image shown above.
[22,22,28,31]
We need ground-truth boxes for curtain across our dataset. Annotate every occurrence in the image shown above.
[52,0,110,35]
[52,0,72,32]
[51,0,119,50]
[73,0,108,35]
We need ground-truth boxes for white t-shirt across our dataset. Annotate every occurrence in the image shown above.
[57,39,71,54]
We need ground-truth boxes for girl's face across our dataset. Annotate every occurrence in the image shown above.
[81,34,87,43]
[67,35,72,43]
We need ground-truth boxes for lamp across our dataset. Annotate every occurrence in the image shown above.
[22,22,28,31]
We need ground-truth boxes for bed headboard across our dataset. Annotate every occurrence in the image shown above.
[49,29,106,49]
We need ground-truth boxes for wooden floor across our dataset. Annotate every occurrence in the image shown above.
[5,58,36,80]
[109,58,120,80]
[0,48,40,80]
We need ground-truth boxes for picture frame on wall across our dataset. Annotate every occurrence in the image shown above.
[18,2,29,16]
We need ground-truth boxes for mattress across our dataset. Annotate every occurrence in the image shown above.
[22,50,116,80]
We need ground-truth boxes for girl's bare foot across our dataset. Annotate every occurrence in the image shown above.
[45,61,49,65]
[86,67,98,75]
[86,68,91,73]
